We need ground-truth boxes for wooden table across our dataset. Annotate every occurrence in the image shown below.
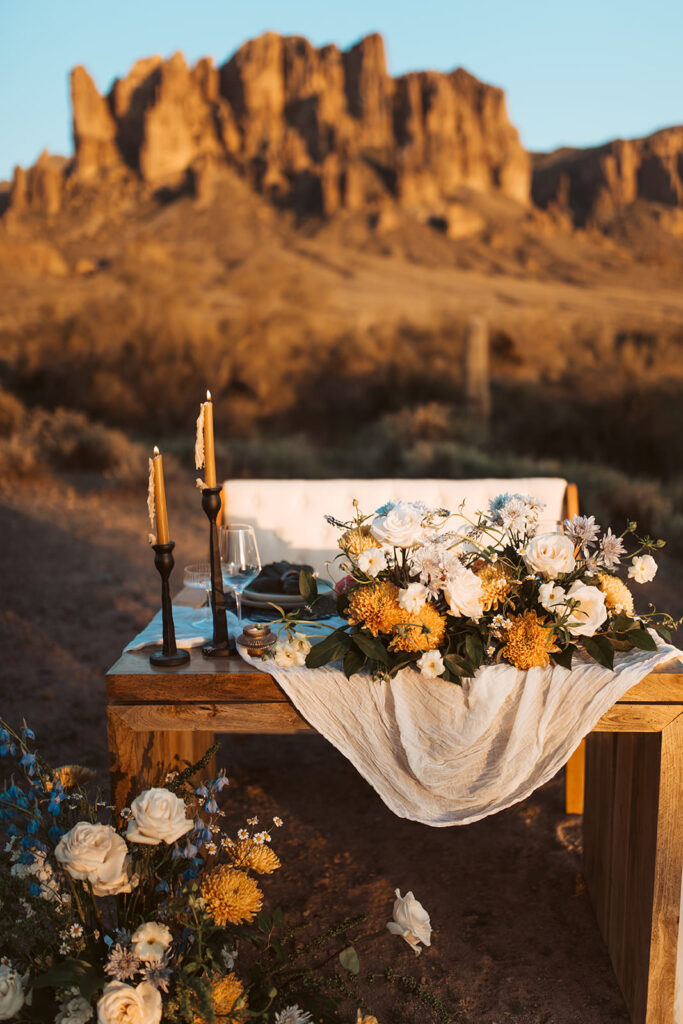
[106,639,683,1024]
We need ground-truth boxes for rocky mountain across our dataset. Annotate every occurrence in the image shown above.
[533,126,683,226]
[4,32,529,226]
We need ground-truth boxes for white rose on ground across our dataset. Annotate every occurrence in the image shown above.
[524,533,576,576]
[416,650,445,679]
[443,568,484,621]
[397,582,428,614]
[564,581,608,637]
[370,502,426,548]
[356,546,387,577]
[131,922,173,962]
[538,581,567,613]
[126,788,193,846]
[55,823,135,897]
[0,965,26,1021]
[386,889,432,955]
[97,981,161,1024]
[628,554,658,583]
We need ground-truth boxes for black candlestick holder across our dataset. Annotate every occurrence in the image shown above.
[201,486,235,657]
[150,542,191,668]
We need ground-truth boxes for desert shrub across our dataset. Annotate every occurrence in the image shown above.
[0,388,25,437]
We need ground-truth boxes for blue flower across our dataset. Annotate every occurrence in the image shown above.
[29,883,41,898]
[211,773,229,792]
[194,784,208,799]
[19,752,37,776]
[204,798,218,814]
[18,850,35,865]
[21,727,35,742]
[26,818,40,836]
[155,880,171,894]
[48,825,64,844]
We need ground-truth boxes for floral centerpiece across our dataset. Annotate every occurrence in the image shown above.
[0,722,442,1024]
[275,494,677,683]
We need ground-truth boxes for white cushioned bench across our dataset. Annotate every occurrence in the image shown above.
[220,477,571,580]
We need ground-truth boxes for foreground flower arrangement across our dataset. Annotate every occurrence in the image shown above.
[274,494,677,682]
[0,723,441,1024]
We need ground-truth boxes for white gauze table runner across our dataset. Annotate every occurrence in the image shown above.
[239,635,680,827]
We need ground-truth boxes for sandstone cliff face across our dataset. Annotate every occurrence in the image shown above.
[7,32,530,218]
[532,127,683,225]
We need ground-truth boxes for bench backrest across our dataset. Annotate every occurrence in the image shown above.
[221,478,570,579]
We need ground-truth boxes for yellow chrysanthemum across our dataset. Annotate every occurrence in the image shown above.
[225,838,281,875]
[46,765,96,791]
[356,1013,379,1024]
[347,584,402,636]
[502,611,559,670]
[388,599,447,653]
[194,974,247,1023]
[597,573,634,616]
[200,866,263,926]
[475,562,515,612]
[340,526,376,557]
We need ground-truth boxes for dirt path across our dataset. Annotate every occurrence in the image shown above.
[3,471,671,1022]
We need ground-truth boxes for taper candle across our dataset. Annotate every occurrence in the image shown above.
[152,446,170,545]
[203,390,217,488]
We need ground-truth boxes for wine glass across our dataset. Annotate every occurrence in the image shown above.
[183,563,212,606]
[220,524,261,621]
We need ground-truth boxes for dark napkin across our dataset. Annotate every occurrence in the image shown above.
[247,560,315,595]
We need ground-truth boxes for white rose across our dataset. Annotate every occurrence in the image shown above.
[56,994,93,1024]
[97,982,161,1024]
[564,581,608,637]
[397,582,428,614]
[55,823,135,897]
[443,568,484,621]
[524,533,576,576]
[131,922,172,962]
[628,554,657,583]
[370,502,426,548]
[416,650,445,679]
[538,581,567,613]
[386,889,432,954]
[0,965,26,1021]
[356,546,387,577]
[126,788,193,846]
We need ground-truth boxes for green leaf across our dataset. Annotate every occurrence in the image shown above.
[305,629,351,668]
[583,634,615,669]
[465,633,484,670]
[353,631,391,666]
[339,945,360,975]
[552,646,574,670]
[443,655,465,679]
[299,567,318,604]
[344,645,367,678]
[656,625,672,643]
[626,627,657,651]
[271,938,285,960]
[33,959,105,1000]
[272,906,284,929]
[256,910,272,934]
[611,612,635,634]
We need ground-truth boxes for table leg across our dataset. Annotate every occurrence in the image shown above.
[583,714,683,1024]
[107,706,216,812]
[565,740,586,813]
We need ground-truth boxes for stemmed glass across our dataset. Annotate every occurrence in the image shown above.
[220,524,261,621]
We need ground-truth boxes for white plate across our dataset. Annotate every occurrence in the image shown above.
[241,578,333,610]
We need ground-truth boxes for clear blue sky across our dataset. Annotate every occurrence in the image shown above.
[2,0,681,180]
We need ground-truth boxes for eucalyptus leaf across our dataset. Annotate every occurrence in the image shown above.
[299,567,318,604]
[353,631,391,666]
[339,945,360,975]
[626,627,657,651]
[552,646,574,670]
[583,634,615,669]
[465,633,484,670]
[344,645,367,678]
[305,629,351,668]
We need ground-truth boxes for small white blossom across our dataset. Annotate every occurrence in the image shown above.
[273,816,283,827]
[397,582,428,614]
[628,554,658,583]
[416,650,445,679]
[275,1006,313,1024]
[356,546,387,577]
[599,528,626,568]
